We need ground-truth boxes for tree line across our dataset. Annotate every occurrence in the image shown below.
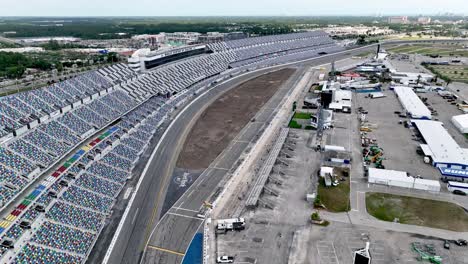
[0,52,53,79]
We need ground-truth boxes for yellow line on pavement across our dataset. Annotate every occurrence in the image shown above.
[147,245,185,256]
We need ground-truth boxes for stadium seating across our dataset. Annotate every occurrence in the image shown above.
[0,31,343,263]
[46,201,105,232]
[14,243,83,264]
[30,221,95,255]
[74,173,123,198]
[7,139,54,166]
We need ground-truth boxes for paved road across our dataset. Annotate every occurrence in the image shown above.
[105,45,385,264]
[142,65,307,264]
[104,66,305,264]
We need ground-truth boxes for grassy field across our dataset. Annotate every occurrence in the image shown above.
[388,44,468,57]
[288,119,302,129]
[317,174,350,212]
[425,64,468,83]
[293,112,312,119]
[366,192,468,231]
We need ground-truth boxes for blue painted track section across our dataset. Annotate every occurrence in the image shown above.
[182,233,203,264]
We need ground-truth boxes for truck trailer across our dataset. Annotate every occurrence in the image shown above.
[216,218,246,231]
[448,181,468,195]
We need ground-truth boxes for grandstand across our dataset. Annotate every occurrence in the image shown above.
[0,30,342,263]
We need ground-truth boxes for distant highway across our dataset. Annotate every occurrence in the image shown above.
[0,36,17,45]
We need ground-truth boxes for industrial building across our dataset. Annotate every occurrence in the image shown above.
[387,16,409,24]
[451,114,468,134]
[391,72,433,84]
[394,86,432,119]
[412,120,468,170]
[329,90,352,112]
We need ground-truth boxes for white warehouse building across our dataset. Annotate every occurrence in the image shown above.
[412,120,468,170]
[394,86,432,119]
[452,114,468,134]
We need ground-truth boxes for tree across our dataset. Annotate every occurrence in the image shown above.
[42,40,61,51]
[356,35,366,45]
[6,66,25,79]
[56,62,64,73]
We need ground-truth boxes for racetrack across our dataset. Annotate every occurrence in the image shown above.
[103,44,385,264]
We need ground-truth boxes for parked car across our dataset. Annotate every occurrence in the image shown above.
[455,239,467,246]
[453,190,467,196]
[444,240,450,249]
[217,256,234,263]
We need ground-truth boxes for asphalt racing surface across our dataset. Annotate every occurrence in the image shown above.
[142,66,308,263]
[105,45,380,264]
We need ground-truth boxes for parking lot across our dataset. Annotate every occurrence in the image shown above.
[422,91,468,148]
[300,222,468,264]
[216,129,321,264]
[355,89,438,180]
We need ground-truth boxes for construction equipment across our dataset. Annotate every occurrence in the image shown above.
[203,201,213,209]
[411,242,442,264]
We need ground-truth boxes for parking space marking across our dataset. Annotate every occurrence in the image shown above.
[316,241,340,264]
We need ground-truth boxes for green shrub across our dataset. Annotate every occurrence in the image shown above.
[311,212,321,221]
[288,120,302,129]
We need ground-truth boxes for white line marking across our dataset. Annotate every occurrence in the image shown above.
[132,208,139,225]
[123,187,133,200]
[173,207,199,213]
[166,212,204,221]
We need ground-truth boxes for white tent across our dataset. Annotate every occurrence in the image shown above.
[320,167,334,177]
[414,178,441,192]
[452,114,468,134]
[368,168,414,188]
[394,86,431,119]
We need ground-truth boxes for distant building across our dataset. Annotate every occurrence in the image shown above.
[387,16,408,24]
[198,32,224,44]
[164,32,201,45]
[417,17,432,24]
[225,32,248,41]
[131,34,165,49]
[324,26,394,36]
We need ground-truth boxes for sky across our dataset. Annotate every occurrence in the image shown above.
[1,0,467,16]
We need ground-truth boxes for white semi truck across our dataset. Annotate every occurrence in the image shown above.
[216,217,246,231]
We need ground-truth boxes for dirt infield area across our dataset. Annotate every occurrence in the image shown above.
[177,68,296,170]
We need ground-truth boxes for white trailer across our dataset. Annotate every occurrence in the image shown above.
[413,178,440,192]
[216,218,246,231]
[448,181,468,195]
[369,92,386,99]
[323,145,346,152]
